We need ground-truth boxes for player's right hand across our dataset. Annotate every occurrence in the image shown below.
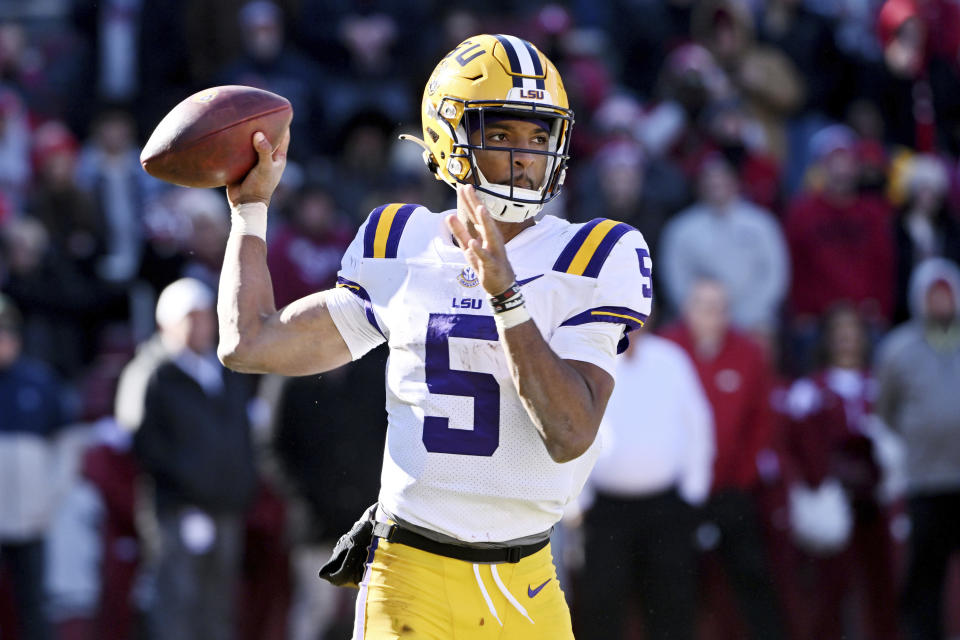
[226,128,290,209]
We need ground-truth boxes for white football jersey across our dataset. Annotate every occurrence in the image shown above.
[327,203,653,542]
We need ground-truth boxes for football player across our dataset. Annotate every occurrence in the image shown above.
[218,34,653,638]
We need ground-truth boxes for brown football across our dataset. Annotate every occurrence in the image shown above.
[140,85,292,188]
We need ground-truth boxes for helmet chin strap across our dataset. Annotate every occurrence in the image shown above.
[473,167,543,223]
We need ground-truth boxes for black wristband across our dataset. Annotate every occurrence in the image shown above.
[489,282,521,305]
[489,282,525,314]
[491,292,525,314]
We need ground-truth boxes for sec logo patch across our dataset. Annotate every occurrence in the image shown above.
[457,267,480,288]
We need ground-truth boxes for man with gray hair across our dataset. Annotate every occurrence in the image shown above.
[115,277,257,640]
[875,257,960,640]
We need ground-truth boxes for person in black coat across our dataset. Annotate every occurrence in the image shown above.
[892,154,960,325]
[115,277,256,640]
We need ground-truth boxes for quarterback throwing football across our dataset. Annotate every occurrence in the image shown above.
[218,34,653,639]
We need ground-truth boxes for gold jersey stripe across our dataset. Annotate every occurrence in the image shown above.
[565,219,620,276]
[372,203,404,259]
[591,310,646,325]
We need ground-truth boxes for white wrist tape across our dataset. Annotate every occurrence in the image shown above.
[230,202,268,241]
[493,303,531,331]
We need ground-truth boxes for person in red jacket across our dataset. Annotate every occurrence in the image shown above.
[782,303,900,640]
[266,184,353,308]
[784,124,895,372]
[661,278,786,640]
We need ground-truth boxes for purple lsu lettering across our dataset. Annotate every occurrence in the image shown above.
[519,88,544,100]
[451,297,483,310]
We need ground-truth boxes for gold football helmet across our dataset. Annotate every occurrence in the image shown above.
[403,34,574,223]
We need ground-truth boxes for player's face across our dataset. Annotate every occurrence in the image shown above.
[469,119,549,191]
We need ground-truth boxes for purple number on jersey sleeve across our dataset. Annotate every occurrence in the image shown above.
[423,313,500,456]
[636,247,653,298]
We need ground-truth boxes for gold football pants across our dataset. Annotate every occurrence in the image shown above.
[352,537,574,639]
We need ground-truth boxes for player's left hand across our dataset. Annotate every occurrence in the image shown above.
[446,184,516,296]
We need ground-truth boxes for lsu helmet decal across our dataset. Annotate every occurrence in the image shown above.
[401,34,574,223]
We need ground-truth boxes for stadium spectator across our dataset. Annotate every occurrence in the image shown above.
[865,0,960,155]
[114,277,257,640]
[266,183,353,308]
[326,108,401,221]
[662,278,787,640]
[784,124,895,371]
[269,346,387,640]
[892,154,960,324]
[176,188,231,293]
[875,257,960,640]
[756,0,850,120]
[578,326,713,640]
[782,303,900,640]
[642,43,733,171]
[0,293,70,640]
[26,121,103,273]
[660,155,789,335]
[79,415,141,640]
[691,0,804,162]
[216,0,328,160]
[0,216,106,378]
[700,98,783,211]
[573,138,688,257]
[70,0,192,139]
[0,87,31,215]
[75,108,159,284]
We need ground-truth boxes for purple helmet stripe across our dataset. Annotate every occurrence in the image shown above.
[495,35,523,88]
[520,39,546,90]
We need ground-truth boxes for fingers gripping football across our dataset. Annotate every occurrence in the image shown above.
[226,128,290,209]
[446,185,517,296]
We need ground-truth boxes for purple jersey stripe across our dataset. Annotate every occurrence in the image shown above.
[559,305,648,332]
[581,222,634,278]
[495,34,523,88]
[552,218,604,273]
[362,205,388,258]
[520,39,546,90]
[336,276,386,338]
[383,204,417,259]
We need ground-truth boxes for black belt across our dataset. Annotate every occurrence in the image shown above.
[371,522,549,564]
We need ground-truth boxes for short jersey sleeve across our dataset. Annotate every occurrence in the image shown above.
[328,212,388,360]
[549,227,653,374]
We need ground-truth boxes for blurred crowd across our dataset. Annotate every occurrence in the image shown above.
[1,0,959,639]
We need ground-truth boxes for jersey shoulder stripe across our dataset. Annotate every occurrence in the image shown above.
[335,276,386,337]
[362,203,419,259]
[552,218,635,278]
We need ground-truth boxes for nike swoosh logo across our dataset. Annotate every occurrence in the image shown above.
[528,578,551,598]
[517,274,544,287]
